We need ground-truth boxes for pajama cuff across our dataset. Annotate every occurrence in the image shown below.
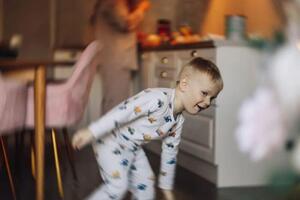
[88,124,102,139]
[158,182,173,190]
[158,176,174,190]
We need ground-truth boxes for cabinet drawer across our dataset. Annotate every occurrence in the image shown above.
[155,67,177,81]
[155,52,176,68]
[156,79,176,88]
[177,48,216,62]
[140,53,156,89]
[180,113,215,163]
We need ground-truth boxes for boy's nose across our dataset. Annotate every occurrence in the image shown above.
[204,98,211,108]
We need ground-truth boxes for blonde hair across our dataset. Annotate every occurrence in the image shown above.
[178,57,223,89]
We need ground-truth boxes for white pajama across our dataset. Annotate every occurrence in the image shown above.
[87,88,184,200]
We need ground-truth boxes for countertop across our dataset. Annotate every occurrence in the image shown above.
[139,40,249,52]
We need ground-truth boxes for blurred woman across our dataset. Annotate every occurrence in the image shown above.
[90,0,150,114]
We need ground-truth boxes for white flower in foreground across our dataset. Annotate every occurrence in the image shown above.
[236,87,287,161]
[291,138,300,174]
[270,43,300,124]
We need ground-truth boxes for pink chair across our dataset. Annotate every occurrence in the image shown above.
[0,75,27,200]
[25,41,102,198]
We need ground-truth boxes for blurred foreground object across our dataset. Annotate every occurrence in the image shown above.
[235,2,300,196]
[236,0,300,161]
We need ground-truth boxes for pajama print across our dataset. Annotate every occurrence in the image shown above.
[87,88,184,200]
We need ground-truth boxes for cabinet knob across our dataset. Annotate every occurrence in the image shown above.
[71,52,78,59]
[141,53,148,59]
[191,50,198,57]
[161,57,168,64]
[160,71,168,78]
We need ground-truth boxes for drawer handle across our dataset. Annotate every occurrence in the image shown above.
[141,53,148,59]
[160,71,168,78]
[161,57,168,64]
[191,50,198,57]
[71,52,78,59]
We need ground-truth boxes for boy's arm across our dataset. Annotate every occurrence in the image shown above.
[158,118,184,190]
[88,89,163,139]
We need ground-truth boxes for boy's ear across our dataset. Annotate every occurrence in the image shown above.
[179,77,188,92]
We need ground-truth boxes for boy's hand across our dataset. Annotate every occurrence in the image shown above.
[161,189,175,200]
[72,128,95,150]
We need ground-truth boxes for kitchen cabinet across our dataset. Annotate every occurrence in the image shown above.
[0,0,3,41]
[1,0,94,58]
[2,0,52,59]
[138,41,290,187]
[55,0,94,48]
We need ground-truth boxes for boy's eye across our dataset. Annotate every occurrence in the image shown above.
[201,91,208,96]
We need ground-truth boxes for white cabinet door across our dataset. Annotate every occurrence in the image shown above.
[180,113,215,163]
[154,51,179,88]
[175,48,217,164]
[155,66,178,88]
[140,51,179,89]
[140,52,157,89]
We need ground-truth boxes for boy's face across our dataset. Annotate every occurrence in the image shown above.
[179,72,222,115]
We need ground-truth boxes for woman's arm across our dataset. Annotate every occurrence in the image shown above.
[126,0,150,30]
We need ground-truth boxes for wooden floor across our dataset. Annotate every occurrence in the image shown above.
[0,135,297,200]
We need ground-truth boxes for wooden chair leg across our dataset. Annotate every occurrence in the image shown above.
[14,133,20,171]
[62,128,78,181]
[14,132,20,184]
[1,136,17,200]
[30,130,36,179]
[51,128,64,198]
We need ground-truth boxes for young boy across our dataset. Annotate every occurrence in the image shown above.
[72,57,223,200]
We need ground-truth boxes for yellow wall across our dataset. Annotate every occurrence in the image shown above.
[201,0,284,38]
